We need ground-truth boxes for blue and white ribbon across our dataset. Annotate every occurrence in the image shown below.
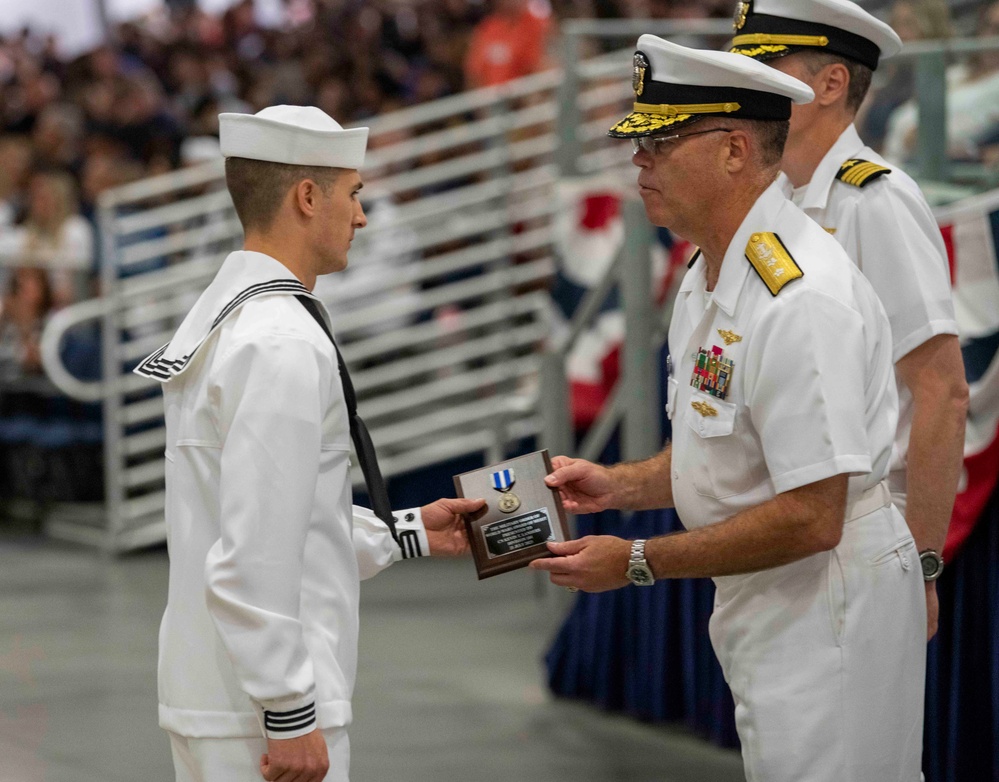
[490,468,515,492]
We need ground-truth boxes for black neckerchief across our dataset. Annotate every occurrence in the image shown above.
[296,296,399,546]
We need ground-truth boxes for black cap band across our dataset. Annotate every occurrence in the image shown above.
[639,80,792,121]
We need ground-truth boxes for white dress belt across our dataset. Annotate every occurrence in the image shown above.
[845,480,892,524]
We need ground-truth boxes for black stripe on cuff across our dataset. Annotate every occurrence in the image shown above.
[264,703,316,732]
[398,529,423,559]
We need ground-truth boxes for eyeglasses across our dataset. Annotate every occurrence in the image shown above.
[631,128,733,156]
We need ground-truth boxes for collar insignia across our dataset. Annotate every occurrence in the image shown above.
[745,232,803,296]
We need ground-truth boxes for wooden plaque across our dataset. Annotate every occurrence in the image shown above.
[453,449,571,579]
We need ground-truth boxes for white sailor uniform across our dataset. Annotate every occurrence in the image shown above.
[781,124,960,514]
[666,182,926,781]
[136,251,429,775]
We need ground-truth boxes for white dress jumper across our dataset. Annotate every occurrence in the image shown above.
[136,251,429,780]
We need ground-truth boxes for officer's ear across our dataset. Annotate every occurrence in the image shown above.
[722,127,752,175]
[814,61,850,108]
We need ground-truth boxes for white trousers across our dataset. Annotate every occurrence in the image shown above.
[709,503,926,782]
[168,728,350,782]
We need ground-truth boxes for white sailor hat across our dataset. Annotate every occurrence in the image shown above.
[218,105,368,169]
[609,35,814,138]
[729,0,902,70]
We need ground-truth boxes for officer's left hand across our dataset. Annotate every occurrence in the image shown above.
[529,536,632,592]
[420,497,485,557]
[925,582,939,641]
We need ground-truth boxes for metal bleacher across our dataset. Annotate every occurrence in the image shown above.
[38,18,999,552]
[35,24,684,552]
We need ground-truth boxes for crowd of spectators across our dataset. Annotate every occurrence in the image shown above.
[0,0,994,508]
[0,0,737,372]
[0,0,732,508]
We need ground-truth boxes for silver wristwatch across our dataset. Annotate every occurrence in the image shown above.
[919,549,944,582]
[625,539,655,586]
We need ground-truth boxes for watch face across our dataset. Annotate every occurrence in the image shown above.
[920,551,943,580]
[627,563,654,586]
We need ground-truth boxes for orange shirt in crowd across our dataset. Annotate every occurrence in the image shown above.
[464,1,553,89]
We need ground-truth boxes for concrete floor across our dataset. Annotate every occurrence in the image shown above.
[0,531,745,782]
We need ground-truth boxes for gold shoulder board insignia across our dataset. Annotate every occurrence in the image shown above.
[745,232,803,296]
[691,400,718,417]
[836,158,891,188]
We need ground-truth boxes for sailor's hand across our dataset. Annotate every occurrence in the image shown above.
[420,497,485,556]
[261,729,328,782]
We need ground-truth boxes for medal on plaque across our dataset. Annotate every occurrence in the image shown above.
[454,450,572,579]
[491,468,521,513]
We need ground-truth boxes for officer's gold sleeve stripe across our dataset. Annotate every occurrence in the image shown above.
[731,33,830,47]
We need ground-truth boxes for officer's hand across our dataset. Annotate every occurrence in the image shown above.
[544,456,617,514]
[420,497,485,557]
[260,729,329,781]
[925,582,939,641]
[529,535,631,592]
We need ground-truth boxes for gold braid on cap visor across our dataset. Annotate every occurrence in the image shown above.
[609,101,743,136]
[731,43,791,58]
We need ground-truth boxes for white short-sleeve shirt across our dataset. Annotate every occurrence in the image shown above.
[781,124,959,498]
[667,182,898,531]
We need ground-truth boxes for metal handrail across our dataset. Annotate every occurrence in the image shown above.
[38,298,109,403]
[894,35,999,57]
[39,34,592,550]
[98,158,224,209]
[359,68,562,134]
[55,18,993,552]
[564,19,737,38]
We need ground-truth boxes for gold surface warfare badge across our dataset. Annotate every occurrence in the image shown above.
[717,329,742,346]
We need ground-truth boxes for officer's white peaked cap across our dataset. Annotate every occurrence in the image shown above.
[610,36,814,138]
[730,0,903,69]
[219,105,368,169]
